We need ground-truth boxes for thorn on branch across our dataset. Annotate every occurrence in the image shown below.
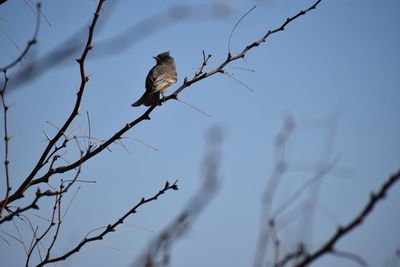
[171,184,179,190]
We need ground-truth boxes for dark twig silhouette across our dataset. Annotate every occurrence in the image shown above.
[0,71,10,218]
[36,180,178,267]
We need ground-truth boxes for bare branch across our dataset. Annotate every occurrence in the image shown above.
[134,126,223,267]
[294,169,400,267]
[0,3,41,72]
[0,0,106,209]
[44,187,64,263]
[36,180,178,266]
[0,71,11,217]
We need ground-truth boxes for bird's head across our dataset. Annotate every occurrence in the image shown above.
[153,51,174,64]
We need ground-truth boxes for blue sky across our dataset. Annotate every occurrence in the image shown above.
[1,0,399,266]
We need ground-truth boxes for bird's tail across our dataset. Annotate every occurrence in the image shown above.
[131,92,147,107]
[143,92,160,106]
[131,92,160,107]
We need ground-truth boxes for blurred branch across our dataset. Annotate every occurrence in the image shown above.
[292,169,400,267]
[7,2,232,91]
[133,126,223,267]
[36,180,179,266]
[254,117,295,267]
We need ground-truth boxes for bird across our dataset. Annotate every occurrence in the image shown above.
[131,51,178,107]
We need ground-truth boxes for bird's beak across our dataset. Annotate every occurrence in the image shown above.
[153,56,158,60]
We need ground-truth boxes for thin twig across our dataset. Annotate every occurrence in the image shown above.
[0,27,23,54]
[45,187,64,262]
[227,66,255,72]
[86,111,92,152]
[222,71,254,92]
[121,136,159,151]
[26,193,59,267]
[0,3,41,72]
[0,228,23,244]
[0,233,10,245]
[12,217,28,254]
[62,186,80,219]
[176,98,212,118]
[0,71,11,217]
[228,6,257,54]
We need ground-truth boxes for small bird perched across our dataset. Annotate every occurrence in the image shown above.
[131,51,178,107]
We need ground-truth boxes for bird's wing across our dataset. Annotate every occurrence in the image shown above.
[148,64,178,93]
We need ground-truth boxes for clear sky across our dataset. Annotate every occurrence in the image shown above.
[1,0,399,266]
